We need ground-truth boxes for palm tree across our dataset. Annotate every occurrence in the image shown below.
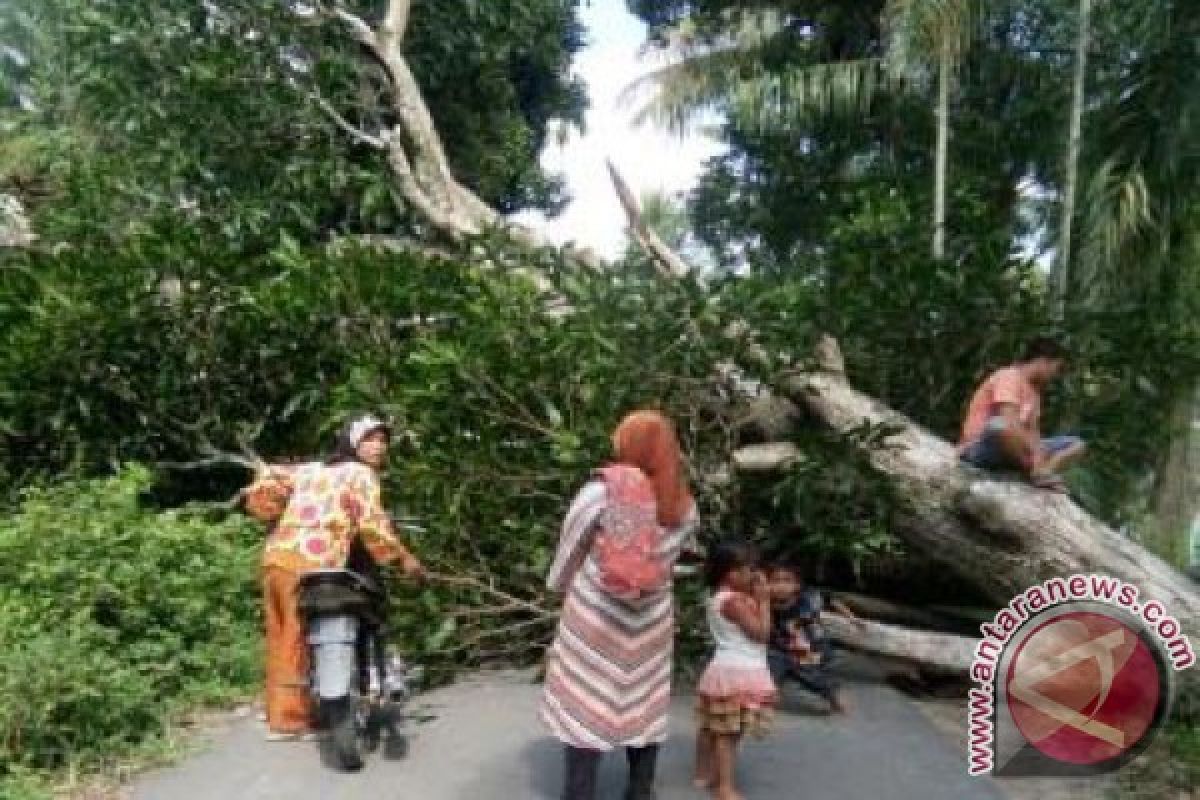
[1077,2,1200,306]
[1053,0,1093,315]
[626,1,977,261]
[622,8,884,137]
[884,0,977,260]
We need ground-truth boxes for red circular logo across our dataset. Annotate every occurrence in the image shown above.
[1005,611,1162,765]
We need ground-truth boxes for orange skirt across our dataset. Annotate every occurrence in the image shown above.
[694,695,774,737]
[262,566,312,734]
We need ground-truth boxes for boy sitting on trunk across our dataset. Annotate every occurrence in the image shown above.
[958,336,1086,492]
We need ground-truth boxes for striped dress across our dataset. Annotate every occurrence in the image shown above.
[540,479,698,751]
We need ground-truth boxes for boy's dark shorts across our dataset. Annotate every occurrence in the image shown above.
[960,417,1083,469]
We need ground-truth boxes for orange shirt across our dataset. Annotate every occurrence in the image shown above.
[261,461,413,572]
[959,366,1041,445]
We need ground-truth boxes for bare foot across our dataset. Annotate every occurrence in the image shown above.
[693,775,715,790]
[829,691,852,714]
[713,789,744,800]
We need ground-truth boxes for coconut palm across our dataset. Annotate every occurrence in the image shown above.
[622,7,884,137]
[1052,0,1093,313]
[884,0,977,260]
[627,1,978,260]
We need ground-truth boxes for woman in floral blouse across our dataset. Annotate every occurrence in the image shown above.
[251,413,423,739]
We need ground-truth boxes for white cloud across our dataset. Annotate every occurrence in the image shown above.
[511,0,724,259]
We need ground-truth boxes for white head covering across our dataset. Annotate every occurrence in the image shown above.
[347,414,388,448]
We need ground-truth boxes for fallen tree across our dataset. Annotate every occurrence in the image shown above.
[605,138,1200,693]
[777,341,1200,690]
[824,614,974,677]
[834,591,970,632]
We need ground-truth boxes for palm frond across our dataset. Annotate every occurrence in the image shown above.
[623,8,805,134]
[622,47,757,135]
[624,7,886,135]
[885,0,981,78]
[1075,1,1200,306]
[1077,159,1155,301]
[637,7,791,64]
[731,59,886,134]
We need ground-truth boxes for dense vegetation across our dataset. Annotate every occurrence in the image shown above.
[0,469,261,797]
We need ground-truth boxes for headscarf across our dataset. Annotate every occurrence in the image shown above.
[610,410,694,527]
[327,412,391,465]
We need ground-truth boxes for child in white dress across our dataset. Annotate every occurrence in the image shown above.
[693,539,777,800]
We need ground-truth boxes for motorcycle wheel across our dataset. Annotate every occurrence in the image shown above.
[362,704,386,754]
[379,702,408,760]
[323,696,364,771]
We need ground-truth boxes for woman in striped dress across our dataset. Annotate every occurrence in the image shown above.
[540,410,698,800]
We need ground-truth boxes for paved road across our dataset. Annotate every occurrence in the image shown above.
[131,670,1011,800]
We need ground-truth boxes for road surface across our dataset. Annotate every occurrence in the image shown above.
[131,669,1016,800]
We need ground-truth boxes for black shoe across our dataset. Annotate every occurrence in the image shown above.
[624,744,659,800]
[562,746,600,800]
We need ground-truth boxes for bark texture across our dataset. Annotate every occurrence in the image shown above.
[824,614,974,676]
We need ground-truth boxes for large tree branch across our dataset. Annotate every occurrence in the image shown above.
[312,93,386,149]
[380,0,413,50]
[606,160,693,280]
[328,2,494,240]
[381,138,478,237]
[323,2,614,271]
[825,614,974,676]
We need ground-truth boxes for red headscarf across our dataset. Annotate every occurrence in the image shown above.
[610,410,694,527]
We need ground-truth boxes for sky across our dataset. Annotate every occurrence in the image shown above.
[510,1,1059,269]
[512,0,724,259]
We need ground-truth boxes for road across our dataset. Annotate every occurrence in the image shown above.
[131,669,1013,800]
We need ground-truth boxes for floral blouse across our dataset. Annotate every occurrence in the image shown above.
[261,461,413,572]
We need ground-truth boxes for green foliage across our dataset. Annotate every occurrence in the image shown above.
[0,769,52,800]
[1115,715,1200,798]
[0,466,261,794]
[1,0,587,251]
[0,230,908,666]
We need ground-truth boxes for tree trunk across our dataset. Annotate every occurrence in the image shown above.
[1054,0,1091,314]
[932,42,950,260]
[779,340,1200,692]
[834,590,970,632]
[824,614,975,676]
[1150,380,1200,567]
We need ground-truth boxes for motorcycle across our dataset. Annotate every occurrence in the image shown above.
[296,537,416,771]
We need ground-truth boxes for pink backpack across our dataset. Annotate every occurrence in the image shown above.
[592,465,668,600]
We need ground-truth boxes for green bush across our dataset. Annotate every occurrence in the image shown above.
[0,466,261,793]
